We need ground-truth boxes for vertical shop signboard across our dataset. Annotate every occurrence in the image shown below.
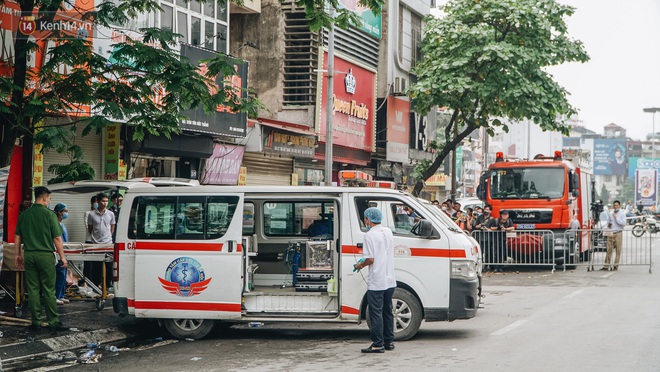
[104,123,120,180]
[33,122,44,186]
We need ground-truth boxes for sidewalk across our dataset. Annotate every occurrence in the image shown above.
[0,297,146,368]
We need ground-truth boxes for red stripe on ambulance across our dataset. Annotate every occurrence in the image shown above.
[341,305,360,315]
[132,242,243,252]
[135,242,223,251]
[134,301,241,312]
[341,245,466,258]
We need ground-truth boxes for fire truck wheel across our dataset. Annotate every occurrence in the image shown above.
[366,288,423,341]
[163,318,214,340]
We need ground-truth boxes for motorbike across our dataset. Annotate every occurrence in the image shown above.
[632,215,659,237]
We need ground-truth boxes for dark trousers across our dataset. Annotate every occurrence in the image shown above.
[55,261,67,299]
[367,287,395,347]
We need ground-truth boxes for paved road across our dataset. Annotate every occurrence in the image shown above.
[3,236,657,371]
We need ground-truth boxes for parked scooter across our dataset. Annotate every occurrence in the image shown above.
[632,214,659,237]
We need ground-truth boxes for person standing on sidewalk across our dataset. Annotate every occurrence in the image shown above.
[53,203,70,305]
[602,200,626,271]
[354,207,396,353]
[14,186,68,334]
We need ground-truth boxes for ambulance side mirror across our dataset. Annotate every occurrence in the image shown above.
[411,220,440,239]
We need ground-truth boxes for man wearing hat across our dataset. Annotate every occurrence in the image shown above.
[14,186,68,334]
[53,203,69,305]
[354,207,396,353]
[487,210,515,272]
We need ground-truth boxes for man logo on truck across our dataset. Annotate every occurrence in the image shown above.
[158,257,212,297]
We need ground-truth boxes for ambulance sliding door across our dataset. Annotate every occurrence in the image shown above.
[132,193,244,319]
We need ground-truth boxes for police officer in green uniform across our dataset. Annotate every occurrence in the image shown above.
[14,186,68,334]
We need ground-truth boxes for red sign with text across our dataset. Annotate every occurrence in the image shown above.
[318,52,375,152]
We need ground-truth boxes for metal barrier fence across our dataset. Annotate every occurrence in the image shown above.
[563,228,653,273]
[471,230,557,271]
[471,228,654,273]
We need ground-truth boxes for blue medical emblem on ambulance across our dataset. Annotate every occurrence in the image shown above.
[158,257,212,297]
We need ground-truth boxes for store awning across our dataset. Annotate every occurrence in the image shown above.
[256,118,317,137]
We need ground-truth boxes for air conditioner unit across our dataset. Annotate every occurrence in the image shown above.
[392,77,407,96]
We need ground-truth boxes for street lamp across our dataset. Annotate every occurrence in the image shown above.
[643,107,660,162]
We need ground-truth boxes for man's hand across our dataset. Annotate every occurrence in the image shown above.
[353,258,365,272]
[60,257,68,268]
[15,255,24,269]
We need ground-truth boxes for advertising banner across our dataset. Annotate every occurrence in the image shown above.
[263,127,315,158]
[337,0,382,39]
[201,144,245,185]
[180,44,249,138]
[318,52,376,152]
[593,138,627,175]
[386,97,410,163]
[635,169,657,206]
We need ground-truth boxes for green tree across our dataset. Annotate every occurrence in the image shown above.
[599,184,610,206]
[0,0,382,168]
[408,0,589,196]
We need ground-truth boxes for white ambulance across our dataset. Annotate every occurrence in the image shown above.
[112,176,480,340]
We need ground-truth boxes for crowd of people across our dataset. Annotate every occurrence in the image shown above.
[14,187,123,335]
[431,199,513,272]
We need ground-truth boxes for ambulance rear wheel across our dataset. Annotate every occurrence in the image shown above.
[366,288,422,341]
[163,318,214,340]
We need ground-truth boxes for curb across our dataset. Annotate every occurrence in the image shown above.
[0,326,141,366]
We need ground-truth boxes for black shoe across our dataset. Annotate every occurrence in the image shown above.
[599,267,609,271]
[384,343,395,351]
[28,324,42,332]
[50,322,67,335]
[361,346,385,353]
[613,267,618,271]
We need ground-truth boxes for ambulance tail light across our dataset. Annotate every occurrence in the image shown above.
[113,242,124,282]
[495,152,504,162]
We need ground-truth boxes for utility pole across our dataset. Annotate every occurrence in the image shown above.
[450,123,458,201]
[324,23,335,186]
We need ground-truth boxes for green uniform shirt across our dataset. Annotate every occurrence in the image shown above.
[15,204,63,252]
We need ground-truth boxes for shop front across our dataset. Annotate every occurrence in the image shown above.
[239,119,317,186]
[317,52,376,184]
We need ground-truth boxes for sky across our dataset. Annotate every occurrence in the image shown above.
[548,0,660,141]
[432,1,660,141]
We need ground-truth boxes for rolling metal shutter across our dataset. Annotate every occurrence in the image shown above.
[42,123,103,184]
[242,152,293,186]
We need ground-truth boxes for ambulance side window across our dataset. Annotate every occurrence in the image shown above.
[129,196,177,239]
[353,197,421,237]
[128,195,238,240]
[207,196,239,239]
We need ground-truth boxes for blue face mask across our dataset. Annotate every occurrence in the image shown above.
[62,212,68,220]
[93,203,99,210]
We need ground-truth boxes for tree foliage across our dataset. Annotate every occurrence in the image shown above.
[0,0,383,171]
[408,0,589,196]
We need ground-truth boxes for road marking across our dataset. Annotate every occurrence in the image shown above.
[490,319,528,336]
[563,289,584,299]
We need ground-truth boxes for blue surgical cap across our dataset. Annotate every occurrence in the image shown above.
[54,203,67,213]
[364,207,383,223]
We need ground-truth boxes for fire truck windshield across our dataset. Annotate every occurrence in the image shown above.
[490,167,565,199]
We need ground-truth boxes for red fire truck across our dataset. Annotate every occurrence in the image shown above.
[476,151,594,265]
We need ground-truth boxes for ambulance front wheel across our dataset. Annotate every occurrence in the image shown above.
[163,318,214,340]
[366,288,423,341]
